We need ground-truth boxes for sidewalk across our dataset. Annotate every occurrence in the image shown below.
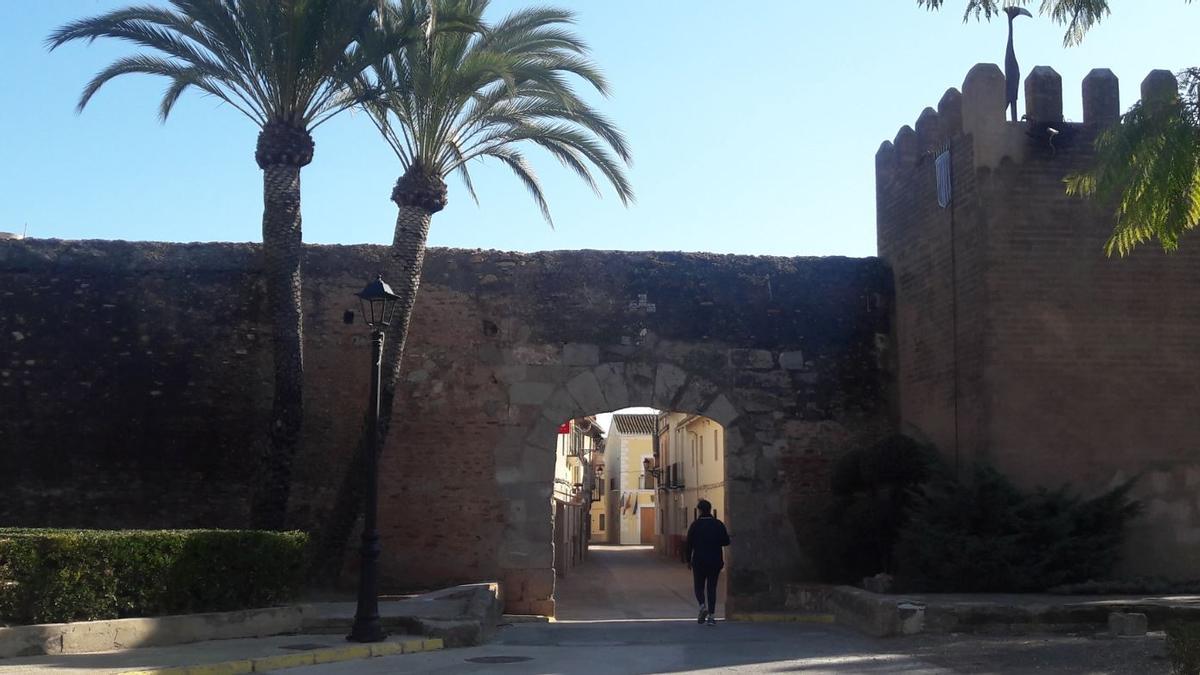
[0,583,502,673]
[813,585,1200,637]
[0,634,444,675]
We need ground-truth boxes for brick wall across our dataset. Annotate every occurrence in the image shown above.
[878,64,1200,578]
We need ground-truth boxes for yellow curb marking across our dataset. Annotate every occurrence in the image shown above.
[118,637,446,674]
[369,642,402,657]
[249,652,316,671]
[313,645,372,664]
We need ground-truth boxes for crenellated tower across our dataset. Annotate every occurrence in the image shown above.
[877,65,1200,581]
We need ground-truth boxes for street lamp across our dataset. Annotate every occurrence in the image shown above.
[348,274,400,644]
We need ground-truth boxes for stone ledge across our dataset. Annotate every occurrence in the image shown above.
[300,582,503,648]
[0,606,307,659]
[796,584,1200,638]
[118,636,444,675]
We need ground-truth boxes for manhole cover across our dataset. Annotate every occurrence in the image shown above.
[465,656,534,664]
[279,643,331,651]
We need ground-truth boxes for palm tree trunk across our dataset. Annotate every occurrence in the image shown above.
[311,201,433,582]
[252,164,306,531]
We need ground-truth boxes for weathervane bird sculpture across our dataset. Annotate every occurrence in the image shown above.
[1004,5,1034,121]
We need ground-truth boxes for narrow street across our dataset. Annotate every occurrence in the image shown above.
[555,545,726,621]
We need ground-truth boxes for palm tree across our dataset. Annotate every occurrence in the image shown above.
[365,0,632,445]
[48,0,386,529]
[312,0,632,577]
[916,0,1114,46]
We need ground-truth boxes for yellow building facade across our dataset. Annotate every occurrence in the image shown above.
[652,413,726,561]
[603,414,658,546]
[553,416,602,576]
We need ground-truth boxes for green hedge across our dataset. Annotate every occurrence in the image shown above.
[893,468,1142,592]
[0,528,308,625]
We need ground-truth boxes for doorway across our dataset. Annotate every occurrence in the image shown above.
[640,506,656,545]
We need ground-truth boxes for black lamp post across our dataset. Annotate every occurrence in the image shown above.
[348,274,401,644]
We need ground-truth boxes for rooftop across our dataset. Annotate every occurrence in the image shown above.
[611,414,657,436]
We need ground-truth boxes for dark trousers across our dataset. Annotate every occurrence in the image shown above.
[692,565,721,614]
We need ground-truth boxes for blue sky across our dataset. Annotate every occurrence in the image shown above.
[2,1,1197,257]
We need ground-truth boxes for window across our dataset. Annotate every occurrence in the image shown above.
[599,514,605,531]
[714,430,719,461]
[700,436,704,464]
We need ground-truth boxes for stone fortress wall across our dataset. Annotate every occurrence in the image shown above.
[877,64,1200,579]
[0,240,892,614]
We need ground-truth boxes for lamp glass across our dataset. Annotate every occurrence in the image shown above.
[355,275,401,328]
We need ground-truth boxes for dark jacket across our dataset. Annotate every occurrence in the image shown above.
[685,515,731,570]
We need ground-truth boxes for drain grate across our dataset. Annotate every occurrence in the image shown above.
[279,643,332,651]
[465,656,534,664]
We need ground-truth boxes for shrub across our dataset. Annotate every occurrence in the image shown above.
[0,528,308,624]
[811,434,944,583]
[893,468,1142,592]
[1168,622,1200,675]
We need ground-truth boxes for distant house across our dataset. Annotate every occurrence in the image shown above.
[553,416,602,576]
[603,413,658,546]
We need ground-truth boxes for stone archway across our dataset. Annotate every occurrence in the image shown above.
[492,352,763,616]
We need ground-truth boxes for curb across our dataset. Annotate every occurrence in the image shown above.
[729,612,836,624]
[0,606,310,659]
[119,638,444,675]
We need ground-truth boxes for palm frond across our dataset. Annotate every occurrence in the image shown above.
[1066,70,1200,255]
[915,0,1120,45]
[362,0,632,218]
[50,0,387,131]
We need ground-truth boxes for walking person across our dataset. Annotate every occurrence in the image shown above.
[685,499,730,626]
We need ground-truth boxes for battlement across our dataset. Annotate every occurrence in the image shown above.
[877,64,1179,174]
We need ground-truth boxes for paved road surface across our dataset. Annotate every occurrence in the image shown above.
[289,545,1169,674]
[555,545,726,621]
[293,546,941,674]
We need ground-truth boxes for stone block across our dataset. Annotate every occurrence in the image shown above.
[506,344,561,365]
[1024,66,1063,123]
[703,394,740,427]
[509,381,554,406]
[566,370,607,414]
[520,567,556,601]
[779,351,805,370]
[625,361,656,405]
[1108,612,1148,637]
[495,465,522,485]
[1142,69,1178,105]
[729,349,774,370]
[0,624,63,658]
[496,365,527,384]
[674,377,719,416]
[538,391,577,426]
[562,343,600,367]
[654,363,687,408]
[1083,68,1120,126]
[594,362,629,410]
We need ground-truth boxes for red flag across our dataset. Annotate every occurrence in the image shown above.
[558,421,571,435]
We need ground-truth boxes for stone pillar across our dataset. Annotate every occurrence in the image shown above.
[1141,69,1179,108]
[1024,66,1064,124]
[1082,68,1120,126]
